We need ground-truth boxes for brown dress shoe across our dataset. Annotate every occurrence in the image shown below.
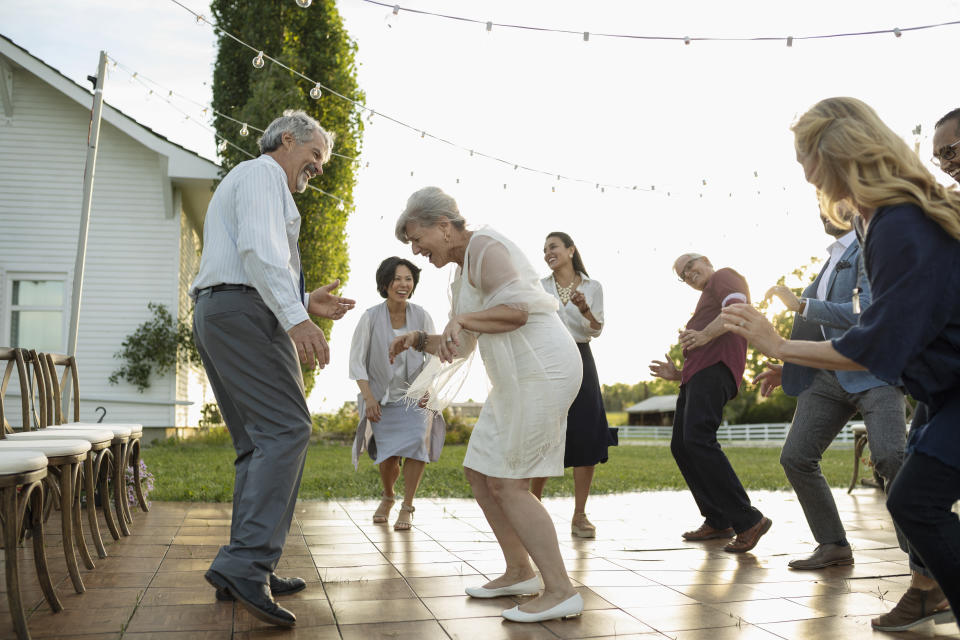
[723,517,772,553]
[682,522,735,541]
[787,543,854,570]
[871,586,954,631]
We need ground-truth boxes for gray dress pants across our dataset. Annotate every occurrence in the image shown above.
[780,370,905,548]
[193,288,312,583]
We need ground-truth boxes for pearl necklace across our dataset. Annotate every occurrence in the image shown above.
[555,276,578,304]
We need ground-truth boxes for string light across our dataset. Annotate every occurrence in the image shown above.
[195,14,205,24]
[309,82,323,99]
[240,123,249,136]
[355,1,960,45]
[252,51,265,68]
[385,4,399,28]
[163,2,788,198]
[295,0,312,7]
[217,139,228,152]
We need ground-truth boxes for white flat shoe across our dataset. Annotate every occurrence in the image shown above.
[502,592,584,623]
[464,576,543,598]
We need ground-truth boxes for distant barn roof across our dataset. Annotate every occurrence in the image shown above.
[625,395,679,413]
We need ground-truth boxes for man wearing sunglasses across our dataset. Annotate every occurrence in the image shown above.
[648,254,771,553]
[933,108,960,184]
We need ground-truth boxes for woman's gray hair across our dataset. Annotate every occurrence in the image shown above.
[258,109,335,162]
[395,186,467,242]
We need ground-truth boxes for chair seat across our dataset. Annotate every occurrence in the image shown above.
[6,430,113,446]
[0,450,48,474]
[68,422,143,436]
[0,439,91,457]
[49,424,132,438]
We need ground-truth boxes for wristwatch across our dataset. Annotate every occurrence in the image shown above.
[797,298,807,315]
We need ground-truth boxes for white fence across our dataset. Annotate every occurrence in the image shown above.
[617,421,864,443]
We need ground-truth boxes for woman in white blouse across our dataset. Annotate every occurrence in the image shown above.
[349,257,445,531]
[532,232,617,538]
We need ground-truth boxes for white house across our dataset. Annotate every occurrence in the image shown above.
[0,35,219,438]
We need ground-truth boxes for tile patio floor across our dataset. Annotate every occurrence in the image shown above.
[3,487,959,639]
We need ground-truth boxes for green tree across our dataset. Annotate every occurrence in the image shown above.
[210,0,364,393]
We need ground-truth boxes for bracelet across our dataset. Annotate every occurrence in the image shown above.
[414,330,427,352]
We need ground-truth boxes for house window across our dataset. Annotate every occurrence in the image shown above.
[7,275,66,352]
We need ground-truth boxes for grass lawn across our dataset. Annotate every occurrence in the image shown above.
[141,432,857,502]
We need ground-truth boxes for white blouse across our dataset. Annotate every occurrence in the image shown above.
[349,312,436,405]
[541,273,604,343]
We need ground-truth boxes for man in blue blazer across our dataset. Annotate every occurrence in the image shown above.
[758,203,906,570]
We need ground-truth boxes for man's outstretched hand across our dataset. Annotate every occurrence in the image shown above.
[308,279,356,320]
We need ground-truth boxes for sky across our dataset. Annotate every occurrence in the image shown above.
[3,0,959,412]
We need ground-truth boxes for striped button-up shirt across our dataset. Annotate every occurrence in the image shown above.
[190,155,309,330]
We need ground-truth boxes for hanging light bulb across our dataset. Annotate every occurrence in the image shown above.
[296,0,313,7]
[240,123,249,137]
[385,5,400,28]
[309,83,322,100]
[196,14,205,24]
[217,139,228,153]
[252,51,265,69]
[337,201,345,211]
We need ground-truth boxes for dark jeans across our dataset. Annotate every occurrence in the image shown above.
[671,363,763,533]
[887,451,960,615]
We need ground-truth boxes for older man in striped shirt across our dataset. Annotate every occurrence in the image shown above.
[190,110,355,628]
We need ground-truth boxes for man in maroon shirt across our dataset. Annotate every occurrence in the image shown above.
[649,253,772,553]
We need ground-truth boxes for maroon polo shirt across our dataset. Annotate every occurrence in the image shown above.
[680,267,750,389]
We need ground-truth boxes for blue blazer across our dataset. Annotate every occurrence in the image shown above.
[782,240,889,396]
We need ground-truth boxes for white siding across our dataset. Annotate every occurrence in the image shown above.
[0,66,201,427]
[176,204,210,428]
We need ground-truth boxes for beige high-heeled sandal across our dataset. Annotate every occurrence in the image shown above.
[373,494,395,524]
[394,504,415,531]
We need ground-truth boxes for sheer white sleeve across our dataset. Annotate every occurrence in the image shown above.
[348,311,372,381]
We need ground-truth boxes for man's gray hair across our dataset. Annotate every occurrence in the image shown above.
[258,109,335,162]
[395,186,467,242]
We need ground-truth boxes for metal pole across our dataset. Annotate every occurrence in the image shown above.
[65,51,107,412]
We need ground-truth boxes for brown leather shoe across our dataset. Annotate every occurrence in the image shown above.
[682,522,735,541]
[787,543,854,570]
[723,517,772,553]
[871,586,954,631]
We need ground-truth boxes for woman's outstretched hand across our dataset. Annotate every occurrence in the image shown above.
[721,303,785,359]
[389,331,418,364]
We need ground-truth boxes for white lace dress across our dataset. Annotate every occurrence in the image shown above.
[408,227,583,479]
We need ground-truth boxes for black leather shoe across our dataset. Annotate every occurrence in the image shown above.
[205,569,296,627]
[215,574,307,602]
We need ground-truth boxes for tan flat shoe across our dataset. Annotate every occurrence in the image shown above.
[571,513,596,538]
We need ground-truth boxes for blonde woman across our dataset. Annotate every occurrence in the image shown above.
[389,187,584,623]
[724,97,960,632]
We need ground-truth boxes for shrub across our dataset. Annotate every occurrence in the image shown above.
[313,404,359,442]
[443,409,475,445]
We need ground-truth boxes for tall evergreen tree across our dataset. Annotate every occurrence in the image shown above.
[210,0,364,393]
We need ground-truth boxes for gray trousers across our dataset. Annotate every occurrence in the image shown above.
[781,370,906,548]
[193,288,312,584]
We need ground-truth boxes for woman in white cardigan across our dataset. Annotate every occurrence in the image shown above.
[349,257,445,530]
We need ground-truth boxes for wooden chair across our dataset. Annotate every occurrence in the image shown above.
[0,450,61,640]
[10,350,116,556]
[41,352,146,529]
[847,424,869,493]
[1,348,99,587]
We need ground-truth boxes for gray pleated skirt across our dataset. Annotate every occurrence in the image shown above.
[369,401,433,464]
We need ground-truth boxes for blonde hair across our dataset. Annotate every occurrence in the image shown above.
[793,97,960,240]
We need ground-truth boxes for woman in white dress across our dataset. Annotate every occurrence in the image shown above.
[349,257,446,531]
[532,232,617,538]
[389,187,585,623]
